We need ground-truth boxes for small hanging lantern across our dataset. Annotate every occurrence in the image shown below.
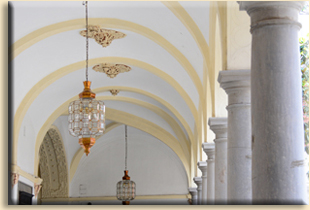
[116,125,136,205]
[68,1,105,156]
[68,81,105,156]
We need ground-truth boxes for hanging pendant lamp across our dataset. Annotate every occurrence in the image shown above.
[68,1,105,156]
[116,125,136,205]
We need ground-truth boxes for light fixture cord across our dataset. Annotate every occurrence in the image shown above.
[83,1,89,82]
[125,125,127,171]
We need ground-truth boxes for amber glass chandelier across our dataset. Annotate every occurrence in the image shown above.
[68,1,105,156]
[116,125,136,205]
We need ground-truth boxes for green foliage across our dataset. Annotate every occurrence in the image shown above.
[301,3,309,15]
[300,34,309,154]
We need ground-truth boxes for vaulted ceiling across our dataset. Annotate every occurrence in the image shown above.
[11,1,215,189]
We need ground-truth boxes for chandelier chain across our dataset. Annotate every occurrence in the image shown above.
[83,1,89,81]
[125,125,127,171]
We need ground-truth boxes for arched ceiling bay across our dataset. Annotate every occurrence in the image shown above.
[13,30,199,112]
[20,65,196,134]
[71,126,189,196]
[97,91,191,139]
[85,86,193,141]
[33,108,191,178]
[11,1,212,185]
[11,1,204,81]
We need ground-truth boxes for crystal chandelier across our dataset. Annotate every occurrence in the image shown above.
[68,1,105,156]
[116,125,136,205]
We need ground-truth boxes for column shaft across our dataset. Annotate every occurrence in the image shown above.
[203,143,215,204]
[218,70,252,204]
[209,117,228,204]
[207,159,215,204]
[214,139,227,204]
[11,173,19,205]
[193,177,202,205]
[11,183,18,204]
[239,1,307,204]
[198,162,208,205]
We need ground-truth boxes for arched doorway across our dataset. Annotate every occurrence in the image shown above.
[39,126,69,199]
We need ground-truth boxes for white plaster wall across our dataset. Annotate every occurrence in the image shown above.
[214,84,227,117]
[214,14,228,118]
[202,148,208,161]
[226,1,251,70]
[17,111,36,174]
[179,1,210,45]
[104,100,178,139]
[70,126,188,197]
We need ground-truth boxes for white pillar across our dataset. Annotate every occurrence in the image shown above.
[32,195,37,205]
[11,173,19,205]
[33,183,41,205]
[202,143,215,205]
[218,70,251,204]
[198,161,208,205]
[239,1,307,204]
[188,187,198,205]
[208,117,228,204]
[193,177,202,205]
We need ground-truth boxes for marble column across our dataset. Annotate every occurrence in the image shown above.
[208,117,228,204]
[193,177,202,205]
[202,143,215,205]
[239,1,307,204]
[188,187,198,205]
[11,173,19,205]
[198,161,208,205]
[218,70,251,204]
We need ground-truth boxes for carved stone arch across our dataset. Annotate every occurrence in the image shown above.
[39,125,69,198]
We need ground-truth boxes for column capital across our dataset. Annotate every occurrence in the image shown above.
[193,177,202,187]
[238,1,305,14]
[214,138,227,145]
[11,173,19,188]
[11,164,21,174]
[202,143,215,160]
[198,161,208,174]
[218,70,250,94]
[189,187,198,194]
[188,188,198,205]
[34,183,42,198]
[208,117,227,138]
[238,2,304,33]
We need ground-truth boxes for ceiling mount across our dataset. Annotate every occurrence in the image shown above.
[110,89,120,96]
[80,25,126,47]
[93,63,131,78]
